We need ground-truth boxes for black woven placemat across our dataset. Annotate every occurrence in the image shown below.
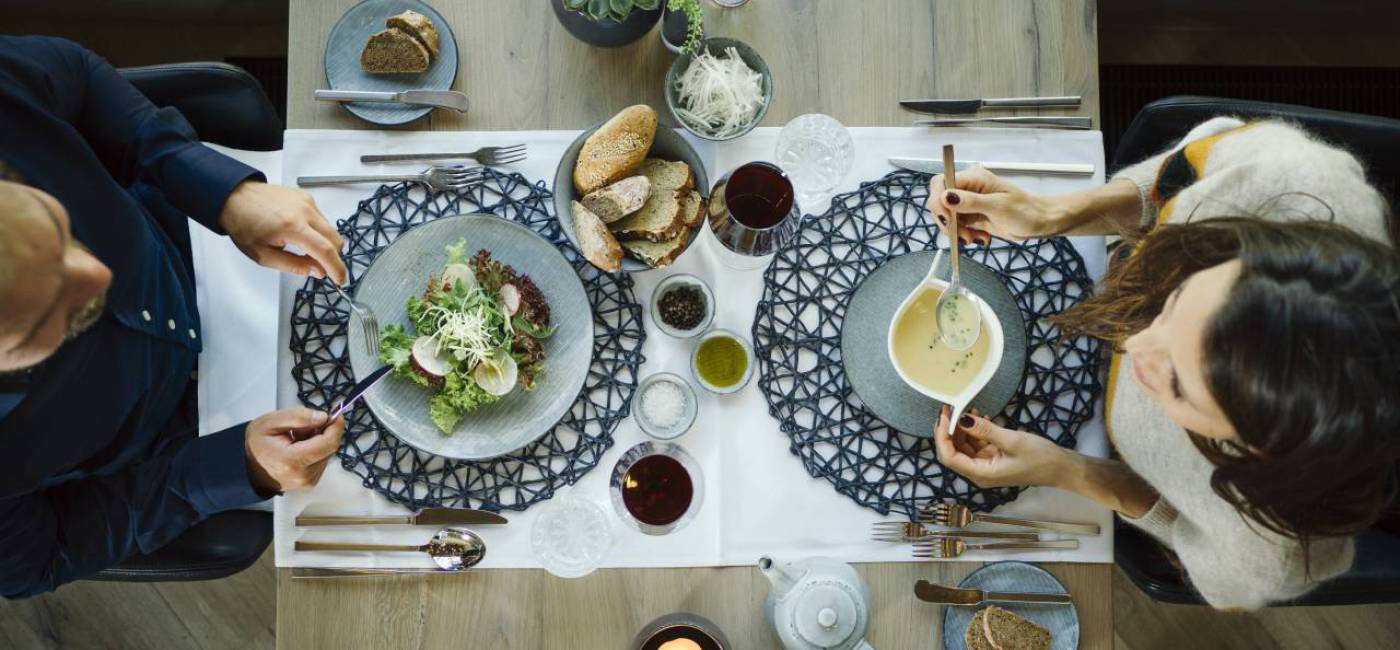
[288,168,646,511]
[752,170,1104,518]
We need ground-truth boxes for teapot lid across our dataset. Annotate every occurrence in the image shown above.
[790,580,865,649]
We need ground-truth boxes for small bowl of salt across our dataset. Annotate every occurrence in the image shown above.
[635,372,698,440]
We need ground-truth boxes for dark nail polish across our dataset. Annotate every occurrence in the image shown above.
[958,415,976,429]
[945,191,961,205]
[938,214,948,225]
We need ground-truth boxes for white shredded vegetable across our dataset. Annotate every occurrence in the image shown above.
[673,47,764,139]
[426,303,496,369]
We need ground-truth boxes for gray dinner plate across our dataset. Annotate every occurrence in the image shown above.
[552,122,708,273]
[324,0,458,125]
[346,214,592,460]
[840,252,1026,437]
[942,561,1079,650]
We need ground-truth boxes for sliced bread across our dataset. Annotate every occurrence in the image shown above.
[573,105,657,195]
[982,606,1051,650]
[622,227,690,268]
[581,176,651,224]
[361,28,430,73]
[609,188,684,243]
[386,10,439,59]
[637,158,695,192]
[571,200,622,272]
[679,189,706,229]
[965,609,998,650]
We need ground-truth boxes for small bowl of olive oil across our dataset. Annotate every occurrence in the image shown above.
[690,329,755,394]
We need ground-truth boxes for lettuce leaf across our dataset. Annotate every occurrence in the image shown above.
[428,370,500,433]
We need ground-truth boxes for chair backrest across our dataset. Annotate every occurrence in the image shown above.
[1112,95,1400,210]
[119,62,282,152]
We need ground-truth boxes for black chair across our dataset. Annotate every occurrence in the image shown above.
[86,62,281,583]
[1110,95,1400,606]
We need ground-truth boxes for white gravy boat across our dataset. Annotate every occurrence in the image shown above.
[887,249,1005,434]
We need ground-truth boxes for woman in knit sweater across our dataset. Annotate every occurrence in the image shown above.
[927,117,1400,610]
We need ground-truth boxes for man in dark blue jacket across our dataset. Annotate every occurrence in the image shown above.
[0,36,349,597]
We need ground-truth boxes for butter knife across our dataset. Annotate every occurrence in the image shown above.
[915,116,1091,130]
[901,96,1081,114]
[914,579,1073,606]
[888,157,1094,177]
[314,89,470,113]
[296,507,508,527]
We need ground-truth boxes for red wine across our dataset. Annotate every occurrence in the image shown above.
[724,162,794,229]
[621,454,694,526]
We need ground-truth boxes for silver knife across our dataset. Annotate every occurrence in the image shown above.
[889,157,1094,177]
[314,89,469,113]
[914,579,1073,607]
[915,116,1091,129]
[296,507,509,527]
[293,364,392,441]
[291,567,456,579]
[901,96,1081,114]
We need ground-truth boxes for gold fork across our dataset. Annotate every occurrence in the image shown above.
[913,538,1079,559]
[919,502,1101,536]
[870,522,1039,543]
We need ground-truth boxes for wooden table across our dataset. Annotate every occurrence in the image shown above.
[279,1,1106,648]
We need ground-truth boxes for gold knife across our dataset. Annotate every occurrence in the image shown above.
[914,579,1073,606]
[296,508,507,526]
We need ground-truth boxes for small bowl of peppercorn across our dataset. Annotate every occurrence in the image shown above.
[651,274,714,338]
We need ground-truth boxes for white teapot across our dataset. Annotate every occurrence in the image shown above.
[759,556,876,650]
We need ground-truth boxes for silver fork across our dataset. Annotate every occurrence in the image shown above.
[870,522,1039,543]
[919,502,1102,536]
[359,144,528,166]
[296,165,485,191]
[912,538,1079,559]
[329,283,379,357]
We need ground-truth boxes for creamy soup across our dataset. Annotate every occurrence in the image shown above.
[891,287,991,396]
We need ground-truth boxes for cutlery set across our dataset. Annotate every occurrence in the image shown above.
[293,507,507,576]
[873,501,1100,561]
[901,94,1089,129]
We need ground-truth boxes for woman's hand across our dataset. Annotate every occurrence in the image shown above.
[933,405,1074,488]
[927,167,1066,244]
[219,181,349,285]
[244,407,345,493]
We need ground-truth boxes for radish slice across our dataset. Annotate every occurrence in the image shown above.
[440,263,478,294]
[499,284,521,316]
[410,336,452,385]
[474,349,518,396]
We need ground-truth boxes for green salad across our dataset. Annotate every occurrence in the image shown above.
[379,239,555,433]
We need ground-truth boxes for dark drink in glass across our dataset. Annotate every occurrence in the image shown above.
[610,442,705,535]
[707,161,802,269]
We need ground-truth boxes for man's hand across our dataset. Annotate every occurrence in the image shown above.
[244,408,345,493]
[219,181,349,285]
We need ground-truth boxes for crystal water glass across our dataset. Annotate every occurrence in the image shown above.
[530,493,614,578]
[774,114,855,211]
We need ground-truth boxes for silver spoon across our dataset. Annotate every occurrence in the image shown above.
[294,527,486,571]
[933,144,982,351]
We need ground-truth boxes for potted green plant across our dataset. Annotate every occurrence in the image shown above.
[553,0,664,49]
[661,0,704,54]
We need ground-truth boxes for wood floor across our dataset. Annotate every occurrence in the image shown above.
[2,553,1397,649]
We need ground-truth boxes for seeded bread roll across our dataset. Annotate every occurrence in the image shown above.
[581,176,651,224]
[571,200,623,272]
[573,105,657,195]
[609,188,684,242]
[622,226,690,268]
[982,606,1051,650]
[386,10,439,59]
[361,28,430,73]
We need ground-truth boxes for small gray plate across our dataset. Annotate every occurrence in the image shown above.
[840,252,1026,437]
[942,561,1079,650]
[346,214,592,460]
[552,123,708,273]
[324,0,458,126]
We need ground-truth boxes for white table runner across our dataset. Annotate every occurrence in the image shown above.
[265,126,1112,569]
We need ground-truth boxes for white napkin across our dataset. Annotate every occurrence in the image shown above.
[273,127,1113,569]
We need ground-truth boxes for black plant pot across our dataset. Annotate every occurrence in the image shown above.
[661,8,689,52]
[552,0,662,49]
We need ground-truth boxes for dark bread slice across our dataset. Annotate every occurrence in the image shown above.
[609,187,684,243]
[982,606,1051,650]
[679,190,706,229]
[622,226,690,268]
[361,28,430,73]
[386,10,439,59]
[966,609,998,650]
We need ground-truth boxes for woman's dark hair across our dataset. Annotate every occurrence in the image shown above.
[1054,216,1400,553]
